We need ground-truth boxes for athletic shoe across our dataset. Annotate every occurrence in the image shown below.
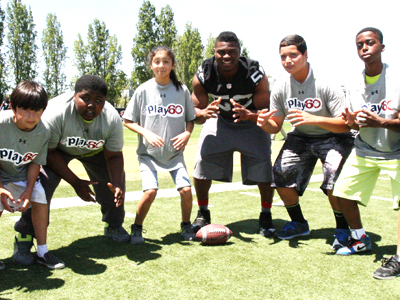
[13,234,35,266]
[104,225,130,242]
[331,228,350,250]
[373,255,400,280]
[192,209,211,233]
[336,234,371,255]
[36,252,65,270]
[259,212,276,237]
[130,224,145,245]
[0,261,4,270]
[275,220,310,240]
[181,222,196,241]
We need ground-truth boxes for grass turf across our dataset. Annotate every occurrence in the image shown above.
[1,122,400,299]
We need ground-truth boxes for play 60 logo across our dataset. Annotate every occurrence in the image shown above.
[362,99,393,115]
[285,98,323,112]
[145,104,184,118]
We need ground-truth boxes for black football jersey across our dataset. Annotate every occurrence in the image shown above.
[196,56,265,120]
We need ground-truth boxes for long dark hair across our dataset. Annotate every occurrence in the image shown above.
[148,45,182,91]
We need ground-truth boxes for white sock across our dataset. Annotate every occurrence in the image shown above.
[350,228,366,240]
[37,244,48,258]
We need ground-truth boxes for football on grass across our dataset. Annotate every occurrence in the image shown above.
[196,224,232,245]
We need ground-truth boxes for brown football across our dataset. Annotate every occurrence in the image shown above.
[196,224,233,245]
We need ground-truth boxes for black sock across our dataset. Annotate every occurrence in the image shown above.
[286,202,306,224]
[333,210,349,229]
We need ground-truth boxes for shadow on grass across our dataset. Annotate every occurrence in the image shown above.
[0,258,64,296]
[54,235,163,272]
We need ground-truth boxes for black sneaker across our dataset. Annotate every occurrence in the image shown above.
[181,222,196,241]
[373,255,400,280]
[259,212,276,237]
[192,209,211,233]
[104,225,130,242]
[130,224,145,245]
[13,234,35,266]
[36,252,65,270]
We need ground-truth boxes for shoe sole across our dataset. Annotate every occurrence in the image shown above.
[336,247,371,256]
[373,273,400,280]
[275,230,310,240]
[36,259,65,270]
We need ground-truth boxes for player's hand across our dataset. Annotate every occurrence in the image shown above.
[107,183,124,207]
[358,108,386,128]
[230,99,251,122]
[257,109,277,127]
[201,98,221,119]
[287,109,318,127]
[15,190,32,212]
[342,107,360,127]
[0,187,15,213]
[171,131,190,151]
[143,131,164,148]
[72,179,97,203]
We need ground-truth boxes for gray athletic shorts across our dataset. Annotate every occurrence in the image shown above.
[193,117,272,185]
[272,132,354,196]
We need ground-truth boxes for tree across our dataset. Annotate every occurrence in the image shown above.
[156,5,177,48]
[0,1,7,102]
[175,22,203,92]
[41,13,67,98]
[6,0,38,85]
[131,1,177,89]
[204,34,216,59]
[73,19,127,106]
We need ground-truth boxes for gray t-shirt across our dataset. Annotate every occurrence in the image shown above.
[271,66,347,135]
[124,79,196,171]
[0,110,49,183]
[43,91,123,156]
[349,64,400,159]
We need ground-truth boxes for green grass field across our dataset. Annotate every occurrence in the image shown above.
[1,122,399,299]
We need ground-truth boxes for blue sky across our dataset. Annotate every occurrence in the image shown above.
[13,0,399,85]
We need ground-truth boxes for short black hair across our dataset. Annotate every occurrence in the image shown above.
[279,34,307,55]
[215,31,241,51]
[75,75,107,96]
[357,27,383,44]
[10,81,48,111]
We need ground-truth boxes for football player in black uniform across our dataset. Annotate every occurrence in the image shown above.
[191,31,275,236]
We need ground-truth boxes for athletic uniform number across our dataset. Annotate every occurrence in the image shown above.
[250,71,263,84]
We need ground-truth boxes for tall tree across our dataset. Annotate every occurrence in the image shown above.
[204,34,216,59]
[175,22,203,92]
[73,19,126,106]
[0,1,7,102]
[42,13,67,98]
[73,34,89,76]
[156,5,177,48]
[6,0,38,85]
[131,1,177,89]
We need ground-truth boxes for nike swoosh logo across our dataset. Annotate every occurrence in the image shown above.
[356,245,366,251]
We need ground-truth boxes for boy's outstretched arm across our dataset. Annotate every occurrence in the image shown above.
[46,148,97,202]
